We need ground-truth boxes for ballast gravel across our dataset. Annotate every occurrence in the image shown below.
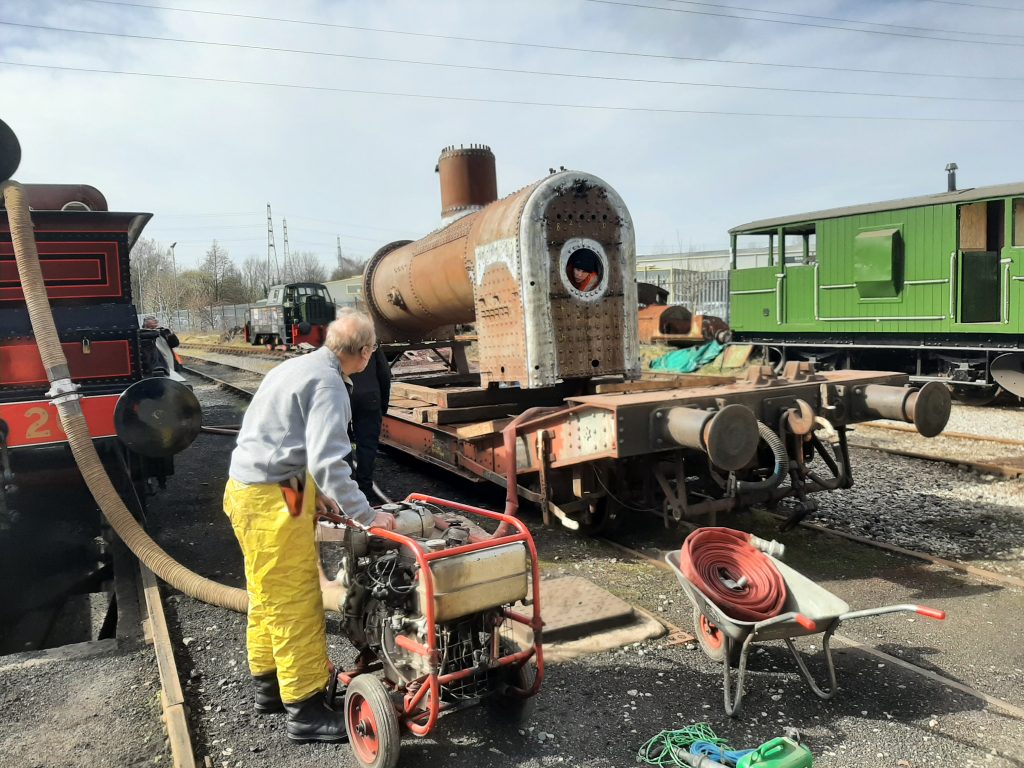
[135,376,1024,768]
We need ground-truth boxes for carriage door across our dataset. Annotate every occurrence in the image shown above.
[958,200,1004,323]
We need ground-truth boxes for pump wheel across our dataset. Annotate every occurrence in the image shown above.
[693,607,741,666]
[488,638,538,722]
[345,675,400,768]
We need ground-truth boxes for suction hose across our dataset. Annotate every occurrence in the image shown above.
[2,180,248,614]
[735,421,788,496]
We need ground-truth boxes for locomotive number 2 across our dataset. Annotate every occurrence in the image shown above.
[25,407,54,439]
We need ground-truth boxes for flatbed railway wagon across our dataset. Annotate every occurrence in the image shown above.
[727,181,1024,402]
[365,145,950,535]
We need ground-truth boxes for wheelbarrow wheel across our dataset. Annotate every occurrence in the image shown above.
[345,675,401,768]
[693,607,742,666]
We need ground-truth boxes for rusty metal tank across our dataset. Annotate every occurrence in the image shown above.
[363,146,638,388]
[437,144,498,224]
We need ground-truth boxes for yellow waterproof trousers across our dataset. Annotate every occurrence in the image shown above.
[223,476,329,703]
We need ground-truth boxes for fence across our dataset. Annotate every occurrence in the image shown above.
[139,304,251,334]
[145,271,732,332]
[643,268,731,319]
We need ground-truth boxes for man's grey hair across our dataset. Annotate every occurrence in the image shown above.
[142,315,158,326]
[325,308,376,356]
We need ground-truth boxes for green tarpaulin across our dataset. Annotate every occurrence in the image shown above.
[649,340,724,374]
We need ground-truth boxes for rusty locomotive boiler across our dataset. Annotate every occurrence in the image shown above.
[365,145,951,534]
[364,144,638,387]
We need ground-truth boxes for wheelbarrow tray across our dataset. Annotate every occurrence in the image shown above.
[665,550,849,642]
[664,549,945,717]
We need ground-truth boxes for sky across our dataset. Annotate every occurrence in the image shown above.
[2,0,1023,271]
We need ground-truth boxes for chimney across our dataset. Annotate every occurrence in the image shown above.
[436,144,497,223]
[945,162,958,192]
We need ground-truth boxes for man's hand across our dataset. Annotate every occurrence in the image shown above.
[316,494,341,517]
[371,511,396,531]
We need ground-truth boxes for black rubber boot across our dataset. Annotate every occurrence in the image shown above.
[284,693,348,744]
[253,673,285,715]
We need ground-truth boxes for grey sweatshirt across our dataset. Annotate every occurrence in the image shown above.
[228,346,373,523]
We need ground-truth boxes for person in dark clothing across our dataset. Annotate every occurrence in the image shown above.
[141,315,182,374]
[347,345,391,499]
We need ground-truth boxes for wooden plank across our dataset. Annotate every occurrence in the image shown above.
[389,397,432,408]
[428,403,519,425]
[593,375,732,394]
[141,568,185,706]
[455,418,513,439]
[161,692,198,768]
[140,566,196,768]
[391,381,516,408]
[394,372,481,387]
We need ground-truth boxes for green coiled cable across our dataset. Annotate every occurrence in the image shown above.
[637,724,730,767]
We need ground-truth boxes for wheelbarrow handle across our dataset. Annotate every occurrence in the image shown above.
[838,604,946,622]
[752,612,817,633]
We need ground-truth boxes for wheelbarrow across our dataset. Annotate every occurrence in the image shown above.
[665,550,946,716]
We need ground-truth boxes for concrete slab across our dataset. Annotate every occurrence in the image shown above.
[512,576,666,660]
[534,576,636,642]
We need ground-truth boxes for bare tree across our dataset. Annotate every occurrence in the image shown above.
[240,255,273,302]
[329,254,366,281]
[289,251,328,283]
[200,240,233,303]
[179,268,216,329]
[129,237,176,316]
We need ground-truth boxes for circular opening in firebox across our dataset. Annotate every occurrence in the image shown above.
[558,238,609,302]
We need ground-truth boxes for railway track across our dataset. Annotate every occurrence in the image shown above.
[180,353,1024,592]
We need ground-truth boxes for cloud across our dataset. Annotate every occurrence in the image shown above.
[2,0,1021,268]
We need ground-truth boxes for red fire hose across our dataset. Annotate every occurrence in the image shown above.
[680,528,788,623]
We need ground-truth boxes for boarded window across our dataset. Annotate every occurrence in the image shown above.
[959,202,988,251]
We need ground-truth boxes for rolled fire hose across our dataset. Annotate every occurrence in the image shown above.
[679,527,787,623]
[2,180,249,614]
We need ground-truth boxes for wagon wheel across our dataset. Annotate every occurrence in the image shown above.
[576,494,624,537]
[950,384,1001,407]
[344,675,401,768]
[693,607,742,666]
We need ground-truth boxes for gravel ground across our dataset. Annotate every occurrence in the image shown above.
[867,399,1024,441]
[139,376,1024,768]
[0,648,169,767]
[811,447,1024,577]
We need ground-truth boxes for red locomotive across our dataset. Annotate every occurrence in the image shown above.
[0,172,200,651]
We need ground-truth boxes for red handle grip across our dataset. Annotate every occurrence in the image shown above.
[915,606,946,620]
[794,614,817,632]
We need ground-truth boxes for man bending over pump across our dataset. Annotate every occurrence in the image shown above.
[224,308,396,744]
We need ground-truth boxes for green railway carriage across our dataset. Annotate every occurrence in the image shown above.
[728,182,1024,399]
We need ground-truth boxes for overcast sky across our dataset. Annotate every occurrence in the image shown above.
[3,0,1023,270]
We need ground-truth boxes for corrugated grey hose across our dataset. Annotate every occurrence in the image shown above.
[2,179,249,613]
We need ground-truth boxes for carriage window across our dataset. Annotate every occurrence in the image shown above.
[1014,198,1024,247]
[733,234,774,268]
[782,227,816,265]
